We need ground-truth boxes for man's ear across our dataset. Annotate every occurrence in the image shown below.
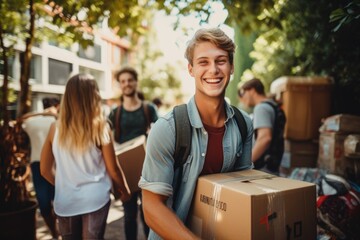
[230,65,234,74]
[188,63,194,77]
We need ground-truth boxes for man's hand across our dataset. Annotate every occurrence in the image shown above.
[119,189,131,203]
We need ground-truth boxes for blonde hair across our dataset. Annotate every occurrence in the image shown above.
[57,74,109,153]
[185,28,236,66]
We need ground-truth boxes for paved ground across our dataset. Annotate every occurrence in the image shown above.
[36,196,147,240]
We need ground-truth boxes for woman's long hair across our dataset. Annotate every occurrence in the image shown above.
[57,74,109,153]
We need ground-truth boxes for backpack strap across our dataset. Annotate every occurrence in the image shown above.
[142,101,151,132]
[173,104,192,169]
[172,104,191,208]
[231,105,248,147]
[115,105,122,141]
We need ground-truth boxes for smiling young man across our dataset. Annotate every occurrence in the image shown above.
[139,28,253,239]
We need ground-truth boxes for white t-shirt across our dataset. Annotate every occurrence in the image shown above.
[23,115,56,163]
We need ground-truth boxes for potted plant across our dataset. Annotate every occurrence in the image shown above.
[0,2,38,235]
[0,62,38,240]
[0,93,38,239]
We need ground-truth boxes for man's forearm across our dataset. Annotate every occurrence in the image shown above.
[142,190,200,240]
[252,137,271,162]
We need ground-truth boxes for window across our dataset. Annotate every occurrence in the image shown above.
[113,45,121,65]
[30,54,42,84]
[79,66,105,90]
[48,59,72,86]
[0,55,15,79]
[78,44,101,63]
[121,48,129,65]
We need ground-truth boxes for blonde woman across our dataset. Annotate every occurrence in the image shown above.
[41,74,130,240]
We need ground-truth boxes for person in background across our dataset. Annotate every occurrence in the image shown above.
[22,97,60,239]
[108,67,158,240]
[238,78,286,175]
[40,73,130,240]
[152,97,162,109]
[152,97,167,116]
[139,28,253,239]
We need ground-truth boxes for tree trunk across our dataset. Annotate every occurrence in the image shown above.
[226,23,257,105]
[18,0,35,117]
[0,26,9,125]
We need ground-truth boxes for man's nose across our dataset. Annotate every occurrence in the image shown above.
[209,62,219,74]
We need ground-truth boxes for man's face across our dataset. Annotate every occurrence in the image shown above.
[238,88,254,108]
[188,41,233,99]
[118,72,137,97]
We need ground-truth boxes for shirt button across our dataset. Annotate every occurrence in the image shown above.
[201,153,205,157]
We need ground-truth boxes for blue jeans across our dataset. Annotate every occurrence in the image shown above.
[31,162,55,215]
[123,191,149,240]
[57,200,110,240]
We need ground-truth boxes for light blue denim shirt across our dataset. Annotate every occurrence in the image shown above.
[139,96,253,240]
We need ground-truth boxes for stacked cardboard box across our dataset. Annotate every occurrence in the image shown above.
[319,114,360,134]
[270,76,333,176]
[270,76,333,141]
[318,132,348,176]
[343,134,360,182]
[344,134,360,158]
[188,170,317,240]
[280,139,319,177]
[318,114,360,178]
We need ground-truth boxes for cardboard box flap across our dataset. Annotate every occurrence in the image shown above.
[114,135,146,155]
[200,169,315,196]
[320,114,360,133]
[202,170,274,183]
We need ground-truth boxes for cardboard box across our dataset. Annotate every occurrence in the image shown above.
[114,135,146,194]
[188,170,317,240]
[344,134,360,158]
[270,76,333,140]
[281,139,318,169]
[317,132,348,176]
[320,114,360,134]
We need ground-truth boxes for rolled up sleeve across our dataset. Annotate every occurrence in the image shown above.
[138,178,173,196]
[139,115,176,197]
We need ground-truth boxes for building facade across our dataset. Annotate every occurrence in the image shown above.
[2,28,132,114]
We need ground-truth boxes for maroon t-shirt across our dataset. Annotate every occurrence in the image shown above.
[200,123,225,175]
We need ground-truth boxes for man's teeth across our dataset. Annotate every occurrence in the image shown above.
[205,78,221,83]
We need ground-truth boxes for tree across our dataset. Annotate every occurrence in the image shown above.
[133,11,184,106]
[5,0,357,117]
[0,0,216,121]
[227,0,360,115]
[0,1,32,123]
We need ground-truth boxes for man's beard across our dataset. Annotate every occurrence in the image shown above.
[123,89,136,97]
